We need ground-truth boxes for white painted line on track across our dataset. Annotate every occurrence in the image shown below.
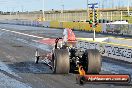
[0,28,46,39]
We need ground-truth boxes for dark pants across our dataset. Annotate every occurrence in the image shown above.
[35,56,40,64]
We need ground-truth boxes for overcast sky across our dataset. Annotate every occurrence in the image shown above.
[0,0,131,12]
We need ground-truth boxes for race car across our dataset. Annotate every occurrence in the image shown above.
[35,28,102,74]
[35,37,102,74]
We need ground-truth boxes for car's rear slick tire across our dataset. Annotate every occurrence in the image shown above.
[53,49,70,74]
[86,49,102,74]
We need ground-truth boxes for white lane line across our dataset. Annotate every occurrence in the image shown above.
[0,28,44,39]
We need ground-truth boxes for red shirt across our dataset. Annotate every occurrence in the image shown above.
[67,28,76,41]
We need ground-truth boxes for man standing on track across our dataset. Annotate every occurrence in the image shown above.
[63,28,76,43]
[35,49,40,64]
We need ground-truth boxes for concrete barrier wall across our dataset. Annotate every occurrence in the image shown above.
[102,24,132,35]
[0,20,7,24]
[0,19,131,35]
[61,21,102,32]
[50,21,60,28]
[81,22,92,31]
[62,22,74,29]
[41,21,50,27]
[0,19,112,33]
[77,39,132,63]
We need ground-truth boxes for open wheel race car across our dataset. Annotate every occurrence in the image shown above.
[35,38,102,74]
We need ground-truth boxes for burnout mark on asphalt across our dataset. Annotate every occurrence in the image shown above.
[12,45,23,47]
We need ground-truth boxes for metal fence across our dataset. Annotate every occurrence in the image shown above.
[0,11,131,22]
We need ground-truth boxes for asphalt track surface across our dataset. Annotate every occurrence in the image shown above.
[0,24,131,88]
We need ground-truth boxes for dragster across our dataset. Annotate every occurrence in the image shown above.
[35,37,102,74]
